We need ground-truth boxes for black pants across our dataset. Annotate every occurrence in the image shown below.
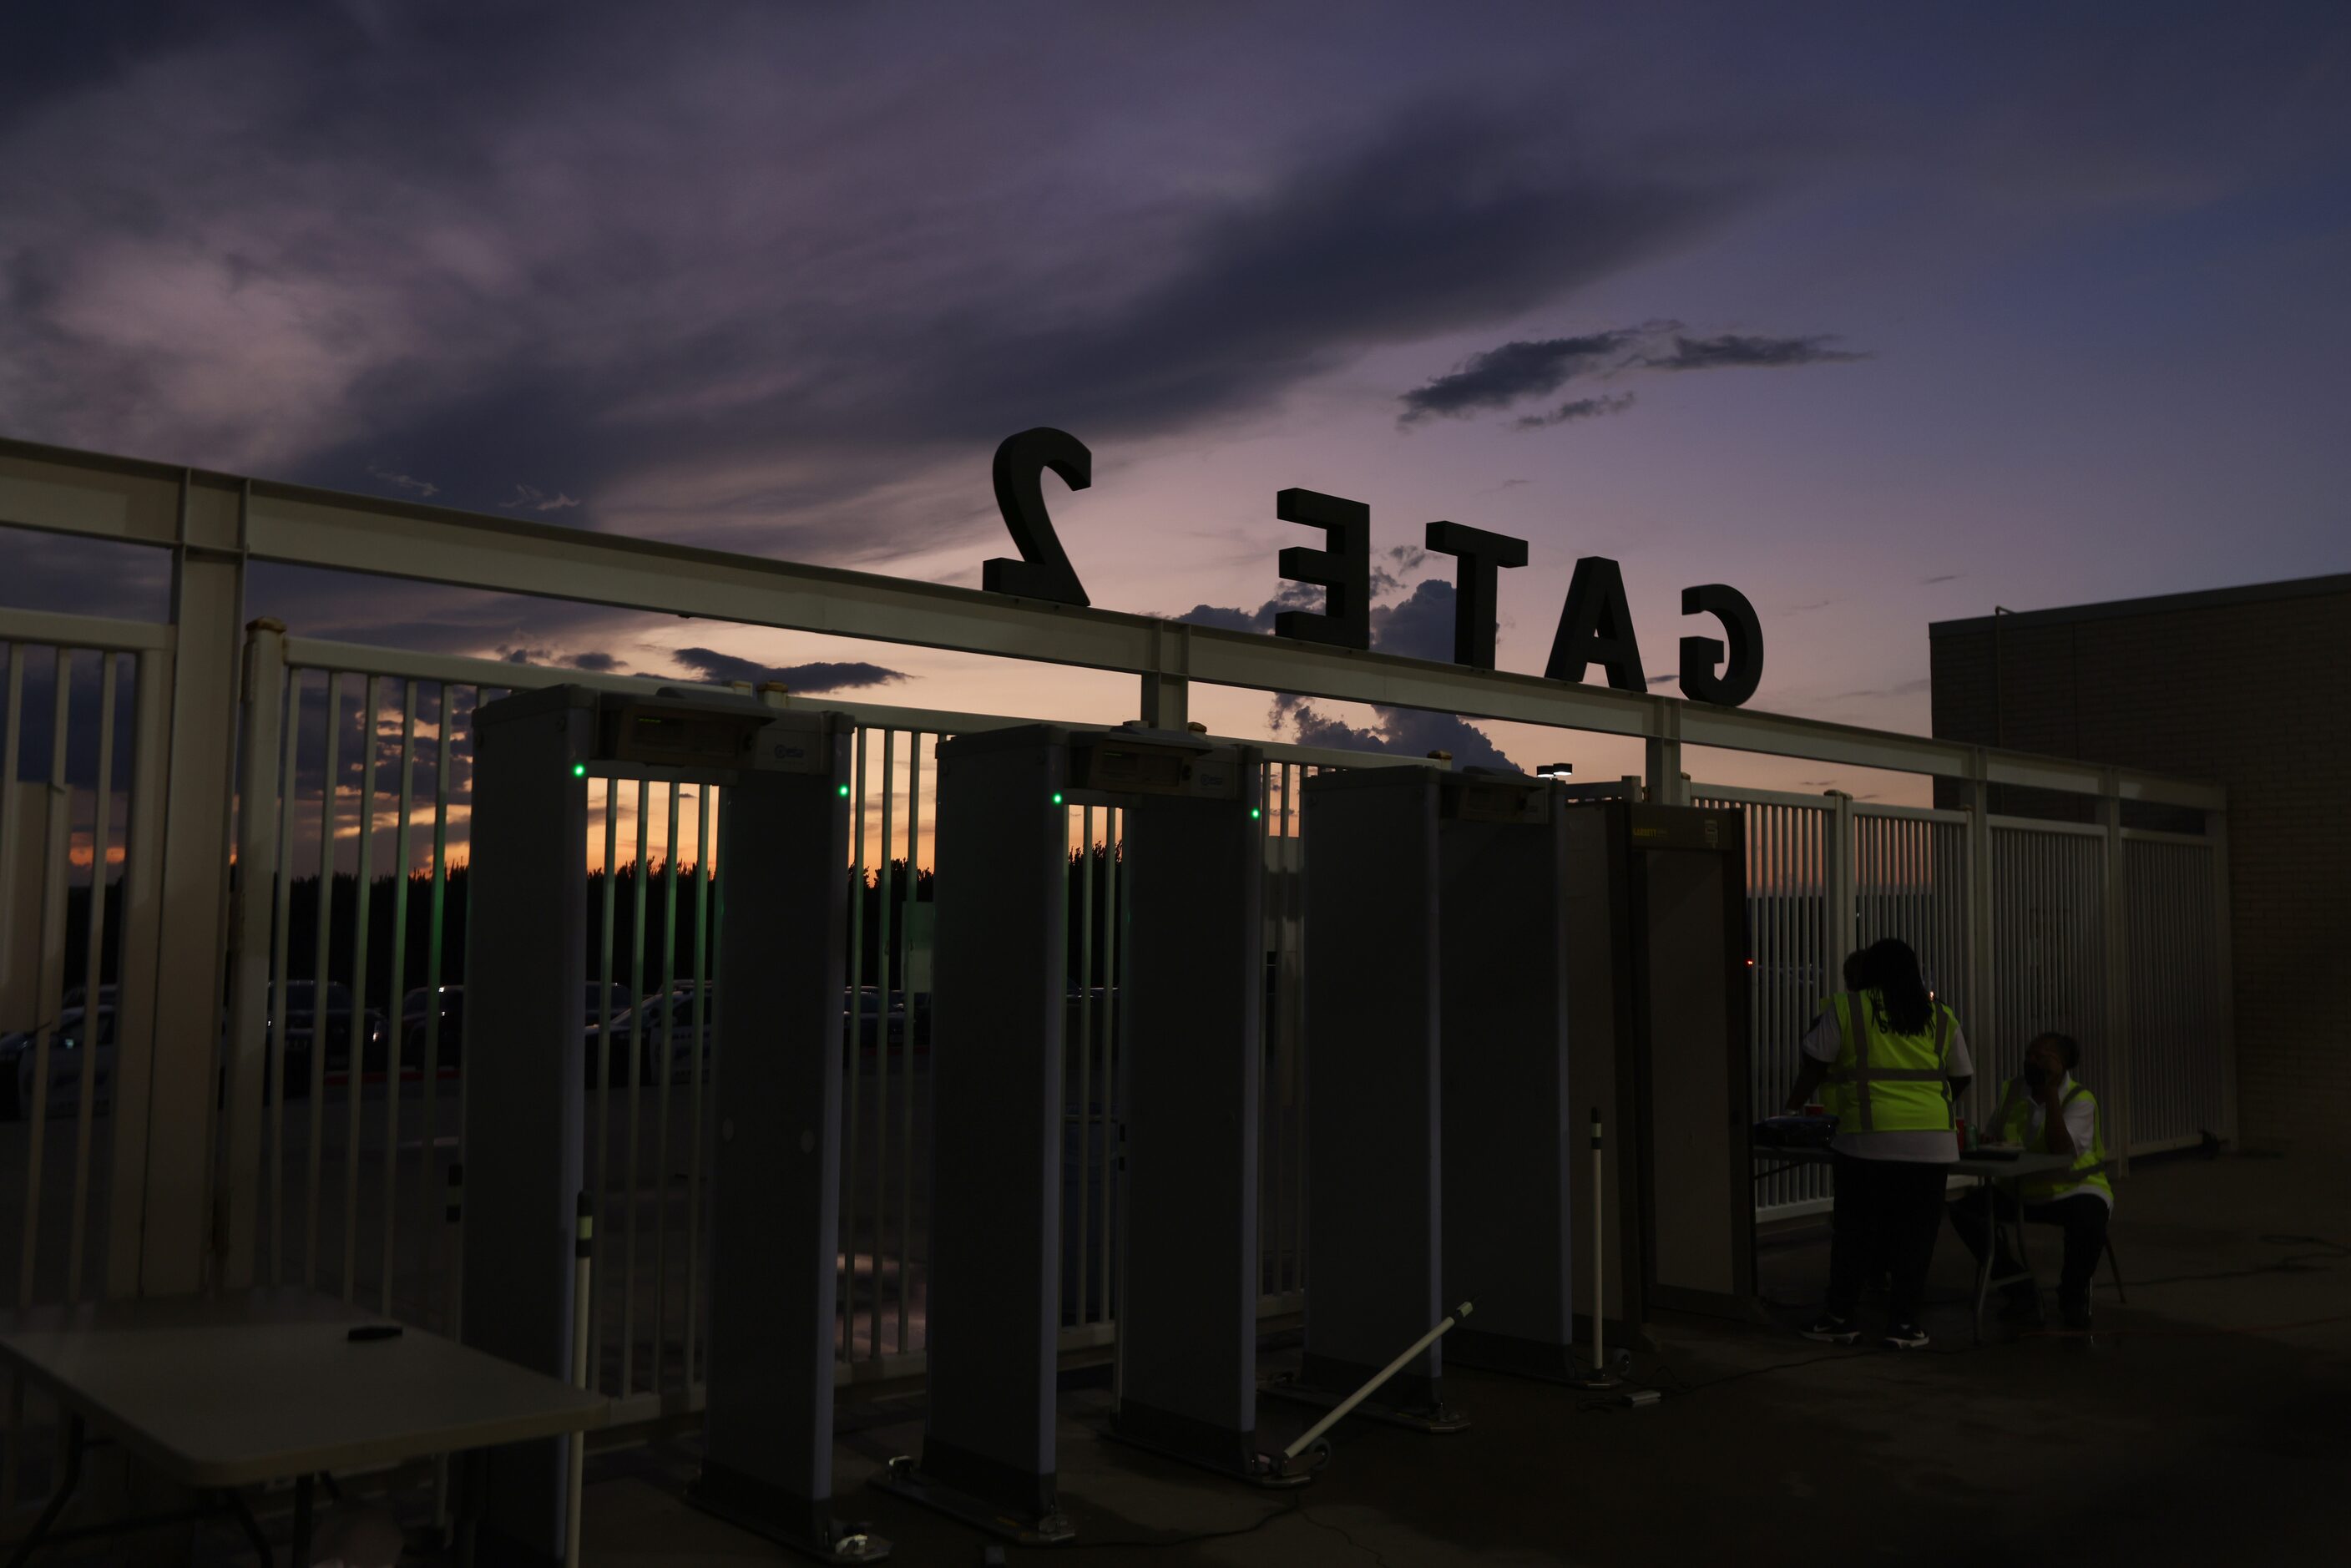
[1947,1189,2111,1308]
[1826,1152,1949,1324]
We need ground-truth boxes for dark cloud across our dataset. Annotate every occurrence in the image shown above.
[568,651,623,672]
[1640,332,1867,371]
[1271,695,1515,772]
[1400,320,1863,426]
[1368,579,1455,663]
[1175,603,1273,635]
[1397,329,1641,422]
[670,647,906,695]
[1513,392,1636,429]
[1920,572,1965,585]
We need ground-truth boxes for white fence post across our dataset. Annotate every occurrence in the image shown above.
[2097,781,2132,1175]
[128,473,247,1295]
[2207,806,2237,1146]
[1964,775,1993,1126]
[219,616,286,1287]
[1825,791,1854,974]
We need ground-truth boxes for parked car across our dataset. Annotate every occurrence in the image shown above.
[8,1006,116,1120]
[401,984,465,1070]
[268,980,387,1085]
[584,984,713,1087]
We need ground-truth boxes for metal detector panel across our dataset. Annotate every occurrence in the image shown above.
[1560,806,1643,1339]
[1114,748,1263,1473]
[920,726,1072,1523]
[1437,774,1575,1380]
[464,687,594,1561]
[696,717,860,1550]
[1299,767,1444,1407]
[1628,806,1753,1318]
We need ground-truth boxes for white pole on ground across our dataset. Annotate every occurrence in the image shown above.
[1281,1302,1474,1463]
[567,1191,593,1568]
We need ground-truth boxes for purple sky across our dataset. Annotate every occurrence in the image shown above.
[4,2,2348,802]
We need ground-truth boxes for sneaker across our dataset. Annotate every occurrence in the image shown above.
[1800,1313,1860,1345]
[1882,1322,1929,1350]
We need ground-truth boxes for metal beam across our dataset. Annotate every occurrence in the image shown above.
[2,434,2227,809]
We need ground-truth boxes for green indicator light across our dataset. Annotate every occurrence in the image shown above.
[837,783,850,797]
[1051,792,1064,806]
[571,763,587,779]
[1251,807,1262,820]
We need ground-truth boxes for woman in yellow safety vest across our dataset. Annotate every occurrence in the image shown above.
[1782,938,1973,1350]
[1946,1031,2112,1332]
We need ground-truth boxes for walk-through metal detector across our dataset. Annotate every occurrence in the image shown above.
[1559,798,1757,1336]
[466,685,865,1564]
[1434,769,1580,1383]
[1286,766,1465,1429]
[885,723,1264,1540]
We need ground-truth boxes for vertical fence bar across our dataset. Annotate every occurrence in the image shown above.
[652,781,680,1388]
[341,675,378,1302]
[685,781,714,1383]
[377,684,416,1313]
[269,669,301,1285]
[0,645,18,1512]
[1097,805,1117,1322]
[20,649,75,1301]
[1074,803,1095,1324]
[897,736,922,1355]
[841,729,867,1357]
[872,733,895,1358]
[65,654,119,1302]
[591,778,619,1381]
[621,778,650,1397]
[418,682,455,1330]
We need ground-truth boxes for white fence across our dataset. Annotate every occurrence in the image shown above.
[0,438,2234,1510]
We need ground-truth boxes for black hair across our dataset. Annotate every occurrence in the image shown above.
[1860,937,1933,1036]
[2034,1031,2081,1071]
[1841,949,1869,993]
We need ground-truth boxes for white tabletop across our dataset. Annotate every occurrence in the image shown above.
[0,1288,607,1487]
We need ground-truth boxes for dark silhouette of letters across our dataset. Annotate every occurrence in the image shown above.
[1545,556,1646,691]
[1274,488,1371,650]
[1424,521,1528,670]
[984,427,1092,606]
[1678,583,1763,706]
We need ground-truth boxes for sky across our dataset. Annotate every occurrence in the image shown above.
[3,0,2348,814]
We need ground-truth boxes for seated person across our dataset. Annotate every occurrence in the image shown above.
[1947,1031,2112,1331]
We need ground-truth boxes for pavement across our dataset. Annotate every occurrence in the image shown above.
[570,1146,2351,1568]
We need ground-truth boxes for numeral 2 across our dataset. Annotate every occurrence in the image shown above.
[983,427,1091,607]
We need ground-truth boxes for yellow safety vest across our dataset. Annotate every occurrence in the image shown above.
[1995,1076,2113,1202]
[1823,990,1958,1134]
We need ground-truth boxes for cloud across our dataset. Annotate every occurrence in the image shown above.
[1398,329,1641,422]
[568,650,623,672]
[1271,694,1515,771]
[1368,578,1455,663]
[1640,332,1868,371]
[1399,321,1864,427]
[670,646,906,694]
[1513,391,1636,428]
[0,18,1745,569]
[1920,572,1965,585]
[1175,602,1274,635]
[366,465,439,499]
[502,484,581,513]
[498,642,556,665]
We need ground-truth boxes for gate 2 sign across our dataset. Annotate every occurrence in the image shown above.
[981,427,1765,709]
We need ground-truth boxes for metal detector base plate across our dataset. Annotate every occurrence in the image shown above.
[1101,1427,1315,1490]
[686,1485,892,1563]
[871,1463,1074,1545]
[1259,1376,1472,1434]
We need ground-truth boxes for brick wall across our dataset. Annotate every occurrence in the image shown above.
[1930,583,2351,1150]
